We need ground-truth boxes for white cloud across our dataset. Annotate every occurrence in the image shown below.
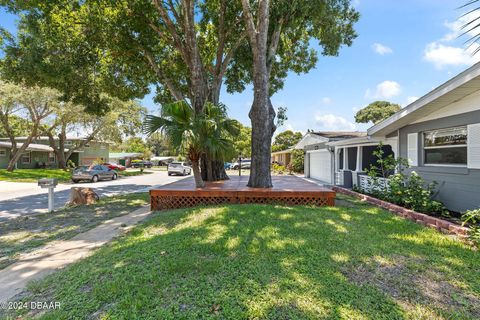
[314,113,356,131]
[424,10,480,69]
[372,43,393,55]
[321,97,332,104]
[365,80,401,99]
[424,42,480,69]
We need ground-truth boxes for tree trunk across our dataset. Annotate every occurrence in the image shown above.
[6,127,39,171]
[248,98,275,188]
[240,0,275,188]
[246,35,275,187]
[68,187,99,206]
[191,159,205,188]
[200,155,230,181]
[56,151,67,170]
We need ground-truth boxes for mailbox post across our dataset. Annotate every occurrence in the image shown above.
[238,153,242,177]
[38,178,58,212]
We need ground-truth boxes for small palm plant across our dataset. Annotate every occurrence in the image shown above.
[144,101,238,188]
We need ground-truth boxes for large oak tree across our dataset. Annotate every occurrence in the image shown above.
[1,0,359,186]
[239,0,358,187]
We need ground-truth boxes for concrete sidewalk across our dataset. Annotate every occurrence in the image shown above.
[0,206,152,303]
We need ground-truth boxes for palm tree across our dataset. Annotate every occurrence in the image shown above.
[144,101,239,188]
[461,1,480,54]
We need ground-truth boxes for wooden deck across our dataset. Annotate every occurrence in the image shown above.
[150,175,335,210]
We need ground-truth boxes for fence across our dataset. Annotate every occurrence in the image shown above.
[358,175,390,193]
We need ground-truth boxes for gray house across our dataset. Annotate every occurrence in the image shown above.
[300,62,480,212]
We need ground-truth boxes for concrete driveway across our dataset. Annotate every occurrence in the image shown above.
[0,170,187,221]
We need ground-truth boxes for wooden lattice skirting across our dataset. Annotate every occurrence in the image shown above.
[150,190,335,210]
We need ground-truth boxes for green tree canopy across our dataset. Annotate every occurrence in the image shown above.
[231,121,252,159]
[146,132,175,157]
[0,114,30,137]
[272,130,303,152]
[354,101,401,124]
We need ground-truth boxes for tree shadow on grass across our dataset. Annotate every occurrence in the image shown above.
[11,200,479,319]
[0,193,149,270]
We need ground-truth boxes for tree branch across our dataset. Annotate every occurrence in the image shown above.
[267,16,284,77]
[240,0,258,47]
[140,46,184,101]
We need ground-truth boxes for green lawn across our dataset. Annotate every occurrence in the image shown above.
[7,195,480,319]
[0,193,149,270]
[118,170,153,177]
[0,169,71,182]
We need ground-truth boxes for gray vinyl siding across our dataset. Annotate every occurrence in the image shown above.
[398,109,480,212]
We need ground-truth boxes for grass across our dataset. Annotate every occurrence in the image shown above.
[0,169,71,182]
[118,170,153,177]
[7,194,479,319]
[0,193,149,270]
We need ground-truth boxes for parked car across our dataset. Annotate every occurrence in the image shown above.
[232,159,251,170]
[72,165,118,183]
[103,162,126,171]
[224,162,232,170]
[131,160,153,168]
[168,162,192,176]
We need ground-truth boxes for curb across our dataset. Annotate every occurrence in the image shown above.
[332,186,470,238]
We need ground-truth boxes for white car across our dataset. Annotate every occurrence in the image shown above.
[168,162,192,176]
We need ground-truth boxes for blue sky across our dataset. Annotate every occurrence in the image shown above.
[1,1,479,135]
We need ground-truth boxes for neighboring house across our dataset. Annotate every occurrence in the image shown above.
[299,62,480,212]
[0,137,109,169]
[151,156,176,166]
[295,132,366,183]
[109,152,143,167]
[271,148,293,166]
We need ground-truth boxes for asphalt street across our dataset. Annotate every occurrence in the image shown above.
[0,170,187,221]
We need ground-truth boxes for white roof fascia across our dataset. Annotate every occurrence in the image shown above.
[368,62,480,136]
[294,133,329,149]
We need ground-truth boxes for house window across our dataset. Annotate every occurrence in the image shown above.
[423,126,467,165]
[0,148,6,157]
[21,152,31,164]
[64,141,73,146]
[100,145,106,150]
[48,152,56,163]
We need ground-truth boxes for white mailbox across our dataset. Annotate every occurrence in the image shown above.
[38,178,58,212]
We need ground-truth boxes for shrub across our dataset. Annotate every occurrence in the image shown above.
[462,209,480,246]
[291,149,304,173]
[360,144,447,216]
[272,163,286,174]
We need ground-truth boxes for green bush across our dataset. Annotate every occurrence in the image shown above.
[386,171,446,215]
[360,144,447,216]
[291,149,304,173]
[272,163,286,174]
[462,209,480,246]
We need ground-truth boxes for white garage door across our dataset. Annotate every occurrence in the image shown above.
[309,150,332,183]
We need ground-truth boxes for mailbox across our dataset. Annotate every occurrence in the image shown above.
[38,178,58,189]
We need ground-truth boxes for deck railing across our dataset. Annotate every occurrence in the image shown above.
[358,175,390,193]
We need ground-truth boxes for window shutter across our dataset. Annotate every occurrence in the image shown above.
[467,124,480,169]
[407,133,418,166]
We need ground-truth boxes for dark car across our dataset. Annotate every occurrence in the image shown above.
[131,160,153,168]
[71,165,118,183]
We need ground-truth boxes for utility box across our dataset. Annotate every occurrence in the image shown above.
[38,178,58,189]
